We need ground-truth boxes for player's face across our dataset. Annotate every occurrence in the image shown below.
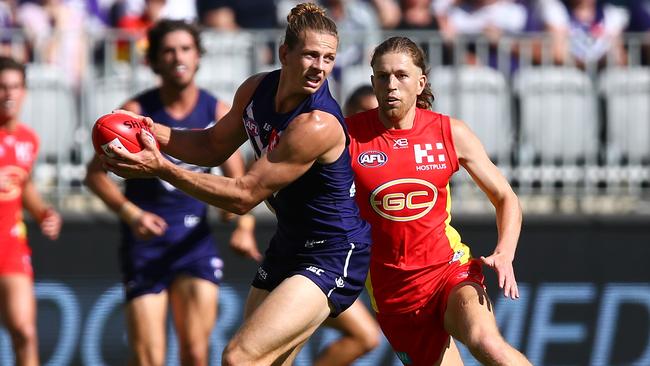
[0,70,26,123]
[371,52,426,123]
[280,30,337,95]
[154,30,200,88]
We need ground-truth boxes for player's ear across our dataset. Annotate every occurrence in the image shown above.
[417,73,426,95]
[279,44,289,66]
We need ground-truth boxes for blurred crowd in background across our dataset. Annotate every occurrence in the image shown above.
[2,0,650,216]
[1,0,650,88]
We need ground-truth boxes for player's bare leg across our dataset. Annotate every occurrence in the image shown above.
[317,299,381,365]
[126,292,168,366]
[241,285,269,320]
[234,286,309,365]
[444,283,531,366]
[169,276,218,366]
[270,338,310,366]
[222,275,331,365]
[435,336,464,366]
[0,275,38,366]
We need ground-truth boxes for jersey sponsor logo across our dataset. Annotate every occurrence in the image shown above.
[184,215,200,228]
[449,249,465,264]
[210,257,224,269]
[0,166,27,201]
[370,178,438,222]
[257,266,268,280]
[15,141,34,165]
[305,239,326,248]
[392,138,408,149]
[306,266,324,276]
[414,143,447,170]
[358,150,388,168]
[335,277,345,288]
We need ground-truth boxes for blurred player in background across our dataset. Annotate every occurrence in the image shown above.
[343,84,378,116]
[100,3,372,365]
[310,84,382,366]
[84,19,259,365]
[347,36,532,365]
[0,56,62,366]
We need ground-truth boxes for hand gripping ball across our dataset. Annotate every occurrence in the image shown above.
[92,113,158,157]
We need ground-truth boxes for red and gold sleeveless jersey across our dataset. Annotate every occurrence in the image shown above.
[347,108,472,314]
[0,124,39,248]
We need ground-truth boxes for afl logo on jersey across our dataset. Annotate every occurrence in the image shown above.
[358,151,388,168]
[370,178,438,222]
[244,118,259,137]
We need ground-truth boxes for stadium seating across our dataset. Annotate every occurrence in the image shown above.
[598,66,650,165]
[430,66,513,164]
[513,66,599,166]
[197,31,255,104]
[5,29,649,213]
[21,63,79,164]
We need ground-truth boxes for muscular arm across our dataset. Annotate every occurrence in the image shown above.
[148,74,264,167]
[105,110,346,215]
[215,99,247,180]
[451,118,522,298]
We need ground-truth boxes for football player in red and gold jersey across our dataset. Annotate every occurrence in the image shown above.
[347,37,531,366]
[0,56,62,366]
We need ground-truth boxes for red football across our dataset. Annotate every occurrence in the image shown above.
[91,113,158,157]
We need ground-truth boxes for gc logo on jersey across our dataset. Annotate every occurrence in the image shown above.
[370,178,438,221]
[358,150,388,168]
[0,166,27,201]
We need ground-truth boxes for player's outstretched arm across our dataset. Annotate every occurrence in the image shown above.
[451,118,522,299]
[116,74,264,168]
[103,109,345,215]
[22,179,61,240]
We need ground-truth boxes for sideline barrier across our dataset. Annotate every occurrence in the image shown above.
[0,217,646,365]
